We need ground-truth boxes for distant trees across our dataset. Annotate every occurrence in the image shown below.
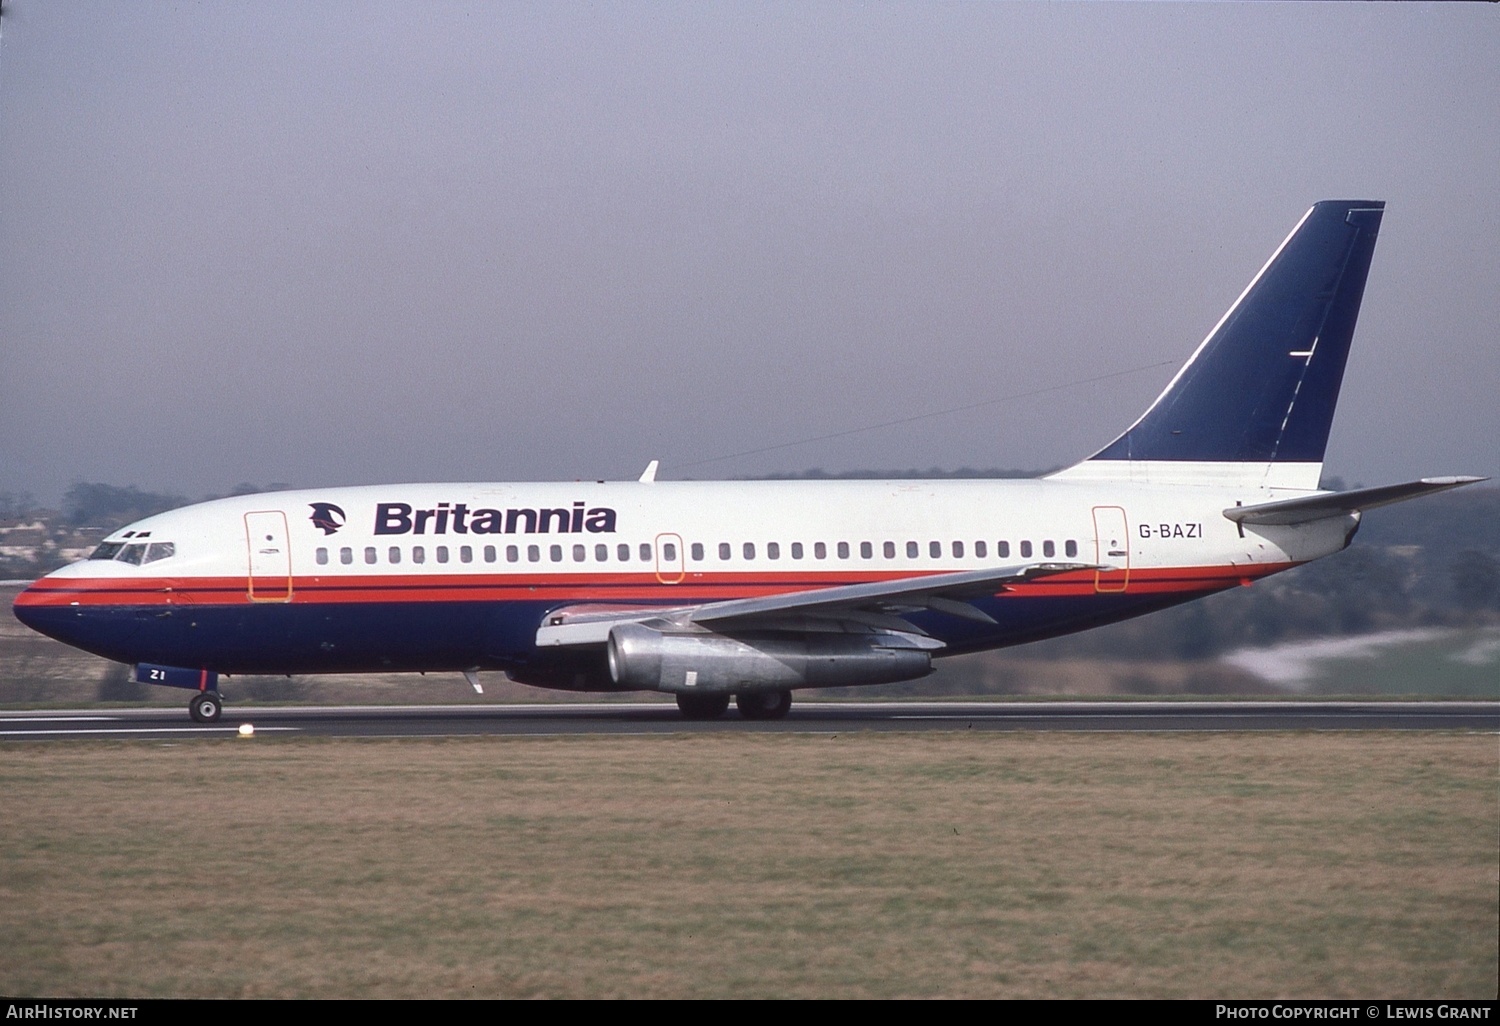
[0,482,299,578]
[221,482,295,498]
[61,483,189,528]
[53,482,294,529]
[1451,550,1500,611]
[0,492,40,520]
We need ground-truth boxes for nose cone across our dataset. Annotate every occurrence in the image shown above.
[13,575,76,644]
[11,573,133,661]
[12,578,52,634]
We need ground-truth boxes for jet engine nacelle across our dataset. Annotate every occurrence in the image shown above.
[606,622,934,694]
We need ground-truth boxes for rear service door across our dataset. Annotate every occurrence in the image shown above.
[245,511,293,602]
[1091,506,1130,593]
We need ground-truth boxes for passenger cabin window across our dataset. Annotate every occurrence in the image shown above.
[573,544,586,562]
[719,542,731,560]
[390,547,402,564]
[952,541,964,558]
[662,542,677,561]
[883,541,896,559]
[316,548,329,565]
[1020,541,1032,558]
[436,546,449,564]
[364,547,377,565]
[907,541,919,558]
[791,542,804,560]
[550,545,563,562]
[484,546,496,563]
[340,547,353,565]
[997,541,1010,558]
[690,543,703,561]
[1043,540,1055,558]
[460,546,473,563]
[639,543,652,561]
[1066,540,1078,557]
[767,542,780,560]
[837,542,849,559]
[860,542,872,559]
[815,542,827,560]
[930,541,941,559]
[414,546,427,564]
[975,541,987,558]
[617,544,630,561]
[743,542,755,560]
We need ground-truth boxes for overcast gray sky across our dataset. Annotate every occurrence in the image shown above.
[2,2,1496,504]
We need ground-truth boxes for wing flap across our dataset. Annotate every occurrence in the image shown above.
[687,563,1089,626]
[534,563,1096,648]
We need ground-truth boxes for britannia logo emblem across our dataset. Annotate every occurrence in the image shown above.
[308,502,346,535]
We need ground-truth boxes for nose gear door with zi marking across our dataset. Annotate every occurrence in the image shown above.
[245,510,293,602]
[1092,506,1130,593]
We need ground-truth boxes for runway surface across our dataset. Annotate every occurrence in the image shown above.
[1,701,1496,740]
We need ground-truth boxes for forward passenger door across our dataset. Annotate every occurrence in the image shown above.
[245,511,293,602]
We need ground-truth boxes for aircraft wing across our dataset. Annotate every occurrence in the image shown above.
[1224,476,1487,527]
[535,562,1095,648]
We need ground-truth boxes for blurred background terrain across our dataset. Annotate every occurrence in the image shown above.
[4,478,1494,706]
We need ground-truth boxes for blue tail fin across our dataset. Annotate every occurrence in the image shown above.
[1055,200,1384,488]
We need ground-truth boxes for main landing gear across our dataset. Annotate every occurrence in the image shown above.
[674,691,793,721]
[736,690,793,721]
[188,691,223,723]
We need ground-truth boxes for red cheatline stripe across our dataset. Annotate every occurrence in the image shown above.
[14,563,1291,608]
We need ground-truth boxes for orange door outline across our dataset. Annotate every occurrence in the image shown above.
[245,511,294,602]
[654,532,685,584]
[1092,506,1130,593]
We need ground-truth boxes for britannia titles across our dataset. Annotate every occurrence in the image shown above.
[373,501,617,536]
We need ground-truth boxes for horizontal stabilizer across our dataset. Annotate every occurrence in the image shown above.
[1224,476,1487,526]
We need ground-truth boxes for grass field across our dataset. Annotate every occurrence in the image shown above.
[1,731,1494,998]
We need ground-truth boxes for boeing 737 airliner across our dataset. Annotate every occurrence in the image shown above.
[13,201,1485,721]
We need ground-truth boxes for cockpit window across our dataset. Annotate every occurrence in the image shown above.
[142,543,176,564]
[93,541,175,566]
[116,544,148,566]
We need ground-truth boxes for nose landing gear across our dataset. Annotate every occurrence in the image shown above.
[188,691,223,723]
[132,664,225,723]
